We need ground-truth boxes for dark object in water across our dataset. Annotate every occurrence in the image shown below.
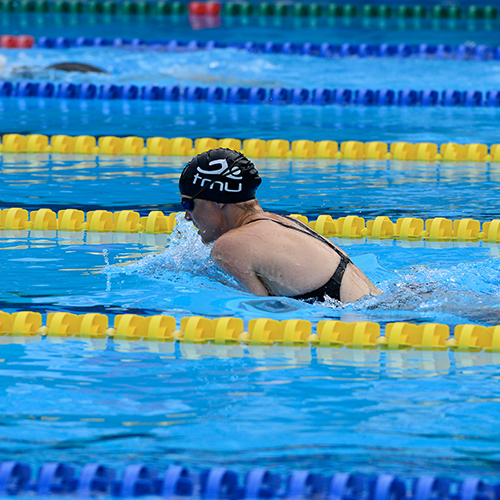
[46,62,108,73]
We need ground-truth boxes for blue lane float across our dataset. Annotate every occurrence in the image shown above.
[0,461,497,499]
[34,36,500,61]
[2,80,500,107]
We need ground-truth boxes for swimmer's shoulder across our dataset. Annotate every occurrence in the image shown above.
[211,231,256,275]
[211,222,268,265]
[212,212,290,261]
[213,226,257,255]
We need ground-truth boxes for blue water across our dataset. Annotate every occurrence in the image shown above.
[2,215,500,479]
[3,13,500,45]
[1,156,500,327]
[2,156,500,338]
[2,155,500,219]
[2,11,500,486]
[3,338,500,482]
[3,47,500,91]
[2,45,500,142]
[0,157,499,475]
[1,99,500,144]
[2,218,500,326]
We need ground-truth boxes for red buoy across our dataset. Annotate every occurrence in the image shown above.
[0,35,18,48]
[15,35,35,48]
[205,1,221,15]
[188,1,207,15]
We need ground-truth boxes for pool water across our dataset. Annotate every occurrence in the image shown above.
[4,47,500,91]
[2,44,500,143]
[1,154,500,482]
[1,6,500,489]
[2,154,500,327]
[2,154,500,222]
[3,338,500,482]
[3,12,500,46]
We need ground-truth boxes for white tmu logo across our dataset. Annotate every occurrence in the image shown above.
[193,158,243,193]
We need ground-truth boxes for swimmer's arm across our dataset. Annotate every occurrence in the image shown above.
[212,238,270,296]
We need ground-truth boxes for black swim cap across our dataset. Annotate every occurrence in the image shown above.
[179,148,262,203]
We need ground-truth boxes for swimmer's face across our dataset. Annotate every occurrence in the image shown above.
[183,197,225,244]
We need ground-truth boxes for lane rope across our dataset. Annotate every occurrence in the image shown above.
[0,310,497,352]
[2,134,500,162]
[0,460,492,497]
[2,79,500,107]
[26,36,500,63]
[1,206,500,242]
[0,0,498,20]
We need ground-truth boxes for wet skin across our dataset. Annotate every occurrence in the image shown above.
[183,197,381,302]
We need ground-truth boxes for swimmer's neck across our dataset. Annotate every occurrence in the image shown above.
[224,200,265,230]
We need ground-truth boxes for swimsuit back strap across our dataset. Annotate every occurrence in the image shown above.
[283,216,350,259]
[245,217,351,262]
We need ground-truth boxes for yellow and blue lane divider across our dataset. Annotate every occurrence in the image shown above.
[1,310,499,352]
[2,207,500,243]
[0,461,492,499]
[2,133,500,162]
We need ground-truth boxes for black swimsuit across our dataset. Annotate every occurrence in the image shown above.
[245,216,352,302]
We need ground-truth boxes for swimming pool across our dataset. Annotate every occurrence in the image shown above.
[2,40,500,143]
[2,4,500,495]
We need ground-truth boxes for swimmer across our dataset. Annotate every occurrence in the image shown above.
[179,148,381,303]
[7,62,108,79]
[45,62,108,73]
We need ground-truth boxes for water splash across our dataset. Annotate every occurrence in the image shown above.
[330,257,500,326]
[102,248,111,292]
[101,223,500,325]
[103,214,239,292]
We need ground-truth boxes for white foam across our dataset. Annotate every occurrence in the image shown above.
[103,213,239,291]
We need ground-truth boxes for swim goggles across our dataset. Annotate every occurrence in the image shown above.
[180,159,243,212]
[181,197,195,212]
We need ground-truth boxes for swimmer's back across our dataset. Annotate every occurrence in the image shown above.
[212,213,380,302]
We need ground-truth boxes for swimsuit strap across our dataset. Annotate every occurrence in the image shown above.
[292,251,350,302]
[245,216,351,262]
